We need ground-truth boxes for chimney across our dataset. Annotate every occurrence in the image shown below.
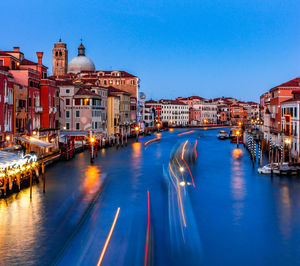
[36,52,43,65]
[13,47,20,52]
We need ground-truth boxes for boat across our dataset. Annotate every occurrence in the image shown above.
[217,130,229,140]
[258,163,289,174]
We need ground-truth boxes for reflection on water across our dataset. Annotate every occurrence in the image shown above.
[1,129,300,265]
[83,165,101,196]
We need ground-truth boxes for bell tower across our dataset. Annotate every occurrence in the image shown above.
[52,39,68,76]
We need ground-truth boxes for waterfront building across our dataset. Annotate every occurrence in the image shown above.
[195,100,218,124]
[261,78,300,145]
[107,92,120,137]
[146,99,189,126]
[230,104,247,125]
[13,82,28,136]
[107,86,131,136]
[58,80,103,133]
[0,66,14,146]
[280,91,300,160]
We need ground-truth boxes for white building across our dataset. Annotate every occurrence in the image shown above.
[281,91,300,159]
[146,99,189,126]
[194,100,218,124]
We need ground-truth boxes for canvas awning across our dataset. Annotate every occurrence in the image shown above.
[17,136,54,148]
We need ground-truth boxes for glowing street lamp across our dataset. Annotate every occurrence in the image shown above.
[238,121,242,127]
[32,130,37,135]
[5,135,10,141]
[179,166,184,172]
[90,137,96,163]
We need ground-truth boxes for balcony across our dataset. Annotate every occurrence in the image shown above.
[35,106,43,113]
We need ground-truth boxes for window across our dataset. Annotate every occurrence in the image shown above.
[66,98,70,105]
[83,98,90,105]
[75,98,81,105]
[0,59,3,66]
[66,89,70,93]
[75,110,80,117]
[59,51,62,56]
[28,98,32,107]
[66,110,70,118]
[66,123,70,129]
[76,123,80,130]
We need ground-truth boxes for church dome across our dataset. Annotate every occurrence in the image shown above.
[67,43,95,73]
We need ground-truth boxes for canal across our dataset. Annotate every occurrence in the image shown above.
[1,128,300,265]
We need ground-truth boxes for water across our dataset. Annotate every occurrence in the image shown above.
[1,128,300,265]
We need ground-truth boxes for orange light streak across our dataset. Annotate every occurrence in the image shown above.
[194,140,198,159]
[177,130,194,136]
[96,207,121,266]
[181,140,195,187]
[169,163,187,227]
[181,140,188,160]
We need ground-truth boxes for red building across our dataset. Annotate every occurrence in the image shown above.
[0,66,14,146]
[269,78,300,133]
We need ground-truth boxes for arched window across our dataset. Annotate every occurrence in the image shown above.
[55,51,58,56]
[59,52,62,56]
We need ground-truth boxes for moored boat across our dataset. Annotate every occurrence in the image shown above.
[217,130,229,140]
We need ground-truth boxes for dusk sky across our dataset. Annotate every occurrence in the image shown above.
[2,0,300,101]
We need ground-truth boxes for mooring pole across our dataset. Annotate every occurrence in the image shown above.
[30,171,33,199]
[42,159,45,193]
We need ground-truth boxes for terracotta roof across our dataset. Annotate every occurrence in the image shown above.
[270,78,300,92]
[21,58,37,65]
[75,88,99,97]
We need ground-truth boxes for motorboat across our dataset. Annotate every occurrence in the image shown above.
[217,130,229,140]
[258,163,289,174]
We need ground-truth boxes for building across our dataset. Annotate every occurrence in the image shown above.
[58,81,103,133]
[0,66,14,146]
[146,99,189,126]
[261,78,300,145]
[107,92,120,137]
[13,82,28,135]
[52,39,68,76]
[281,91,300,160]
[107,86,131,136]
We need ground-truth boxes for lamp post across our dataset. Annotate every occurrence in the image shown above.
[90,137,95,163]
[135,126,140,142]
[236,130,240,148]
[284,137,291,163]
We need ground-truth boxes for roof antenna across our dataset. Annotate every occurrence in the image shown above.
[80,37,83,44]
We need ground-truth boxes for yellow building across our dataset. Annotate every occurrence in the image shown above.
[107,94,120,137]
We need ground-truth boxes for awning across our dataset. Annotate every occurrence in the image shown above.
[17,136,54,148]
[60,131,88,137]
[0,151,20,164]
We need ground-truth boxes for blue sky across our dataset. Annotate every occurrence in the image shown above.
[2,0,300,101]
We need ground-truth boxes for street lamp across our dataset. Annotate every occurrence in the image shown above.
[5,135,10,141]
[32,130,37,135]
[236,130,240,148]
[179,166,184,172]
[135,126,140,142]
[90,137,96,163]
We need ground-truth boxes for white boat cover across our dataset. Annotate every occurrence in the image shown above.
[17,136,54,148]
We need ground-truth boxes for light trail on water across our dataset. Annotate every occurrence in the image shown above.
[96,207,121,266]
